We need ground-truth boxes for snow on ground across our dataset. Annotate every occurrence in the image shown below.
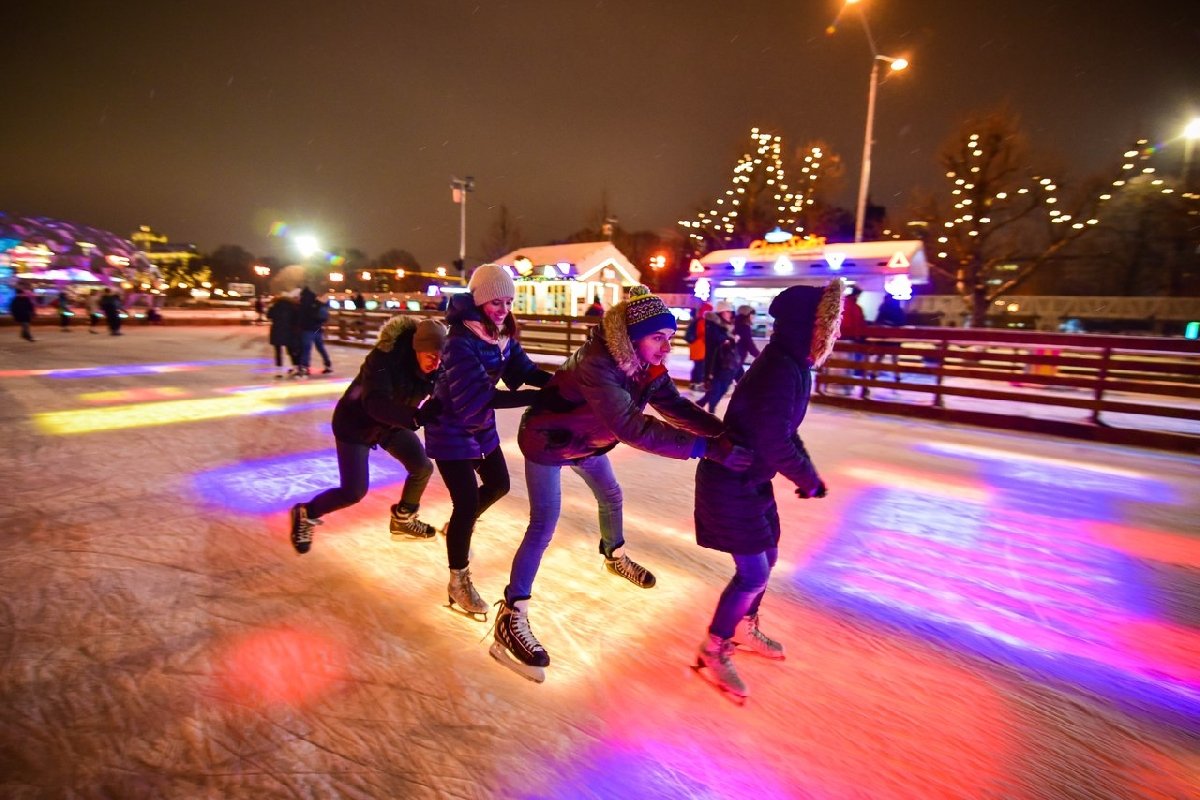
[1,325,1198,799]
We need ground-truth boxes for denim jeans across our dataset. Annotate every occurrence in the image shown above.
[700,377,733,413]
[708,547,778,639]
[505,454,624,601]
[306,429,433,520]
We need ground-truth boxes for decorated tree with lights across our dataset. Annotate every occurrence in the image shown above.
[681,128,837,252]
[909,107,1131,326]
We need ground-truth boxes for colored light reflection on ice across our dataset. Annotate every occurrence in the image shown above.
[214,626,349,708]
[78,386,191,404]
[34,380,347,434]
[797,446,1200,732]
[0,358,269,381]
[194,449,410,514]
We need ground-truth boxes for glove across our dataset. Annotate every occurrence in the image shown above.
[795,479,827,499]
[490,389,541,409]
[413,398,443,429]
[703,435,753,472]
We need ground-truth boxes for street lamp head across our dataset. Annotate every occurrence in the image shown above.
[294,235,320,258]
[1185,118,1200,140]
[888,56,909,71]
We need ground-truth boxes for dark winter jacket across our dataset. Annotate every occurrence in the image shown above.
[703,312,739,382]
[267,297,299,347]
[424,293,550,461]
[695,280,844,554]
[297,288,326,332]
[9,294,34,323]
[99,292,122,320]
[519,307,724,466]
[733,315,761,366]
[331,316,440,446]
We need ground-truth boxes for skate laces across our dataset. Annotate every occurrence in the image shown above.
[510,606,544,654]
[295,515,322,544]
[744,614,779,649]
[611,554,647,582]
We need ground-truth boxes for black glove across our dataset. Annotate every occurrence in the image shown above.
[795,479,827,499]
[490,389,541,409]
[703,435,753,471]
[413,398,443,429]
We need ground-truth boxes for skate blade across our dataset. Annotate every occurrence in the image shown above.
[489,642,546,683]
[690,661,748,706]
[445,601,488,623]
[390,531,437,542]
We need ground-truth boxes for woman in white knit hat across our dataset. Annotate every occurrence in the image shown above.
[423,264,552,620]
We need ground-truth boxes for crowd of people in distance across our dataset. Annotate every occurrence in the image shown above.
[286,264,845,700]
[7,284,150,341]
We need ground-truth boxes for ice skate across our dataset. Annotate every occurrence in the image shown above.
[489,598,550,683]
[446,567,488,622]
[692,634,748,704]
[735,613,786,660]
[389,503,436,541]
[604,547,656,588]
[289,503,322,555]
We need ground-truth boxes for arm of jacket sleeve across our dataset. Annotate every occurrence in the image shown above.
[647,379,725,437]
[501,340,553,389]
[575,355,700,460]
[747,361,821,491]
[440,336,496,429]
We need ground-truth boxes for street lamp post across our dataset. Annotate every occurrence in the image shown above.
[1183,117,1200,187]
[450,176,475,276]
[854,53,908,243]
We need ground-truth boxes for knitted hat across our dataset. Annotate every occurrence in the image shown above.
[413,319,448,353]
[624,293,677,342]
[736,304,754,316]
[467,263,516,306]
[714,300,734,314]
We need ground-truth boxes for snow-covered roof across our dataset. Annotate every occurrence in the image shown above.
[492,241,642,285]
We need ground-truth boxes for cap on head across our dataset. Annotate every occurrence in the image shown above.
[714,301,734,314]
[624,293,677,342]
[467,264,517,306]
[413,319,448,353]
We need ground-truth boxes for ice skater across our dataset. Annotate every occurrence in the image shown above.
[289,317,448,555]
[10,285,35,341]
[491,288,753,683]
[692,279,843,702]
[267,292,301,379]
[423,264,551,621]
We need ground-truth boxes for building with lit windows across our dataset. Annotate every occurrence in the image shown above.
[490,242,642,316]
[130,225,200,274]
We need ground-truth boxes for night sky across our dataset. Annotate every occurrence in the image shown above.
[4,1,1196,267]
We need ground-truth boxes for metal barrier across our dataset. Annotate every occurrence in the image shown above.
[817,326,1200,453]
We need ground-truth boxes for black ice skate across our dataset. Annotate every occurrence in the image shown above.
[446,567,489,622]
[489,598,550,683]
[389,503,436,541]
[692,633,748,705]
[289,503,322,555]
[735,613,786,660]
[604,548,656,588]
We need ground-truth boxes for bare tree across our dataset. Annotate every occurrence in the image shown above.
[480,204,525,261]
[909,106,1118,326]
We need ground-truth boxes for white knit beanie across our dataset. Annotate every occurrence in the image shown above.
[467,264,517,306]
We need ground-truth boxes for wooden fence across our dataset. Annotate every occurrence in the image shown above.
[817,326,1200,453]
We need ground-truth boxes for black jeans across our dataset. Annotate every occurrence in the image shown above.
[306,430,433,520]
[436,446,510,570]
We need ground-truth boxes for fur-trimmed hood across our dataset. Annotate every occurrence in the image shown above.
[599,298,645,378]
[768,279,845,368]
[375,315,419,352]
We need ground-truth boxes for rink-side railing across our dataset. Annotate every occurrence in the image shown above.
[818,326,1200,453]
[329,311,1200,454]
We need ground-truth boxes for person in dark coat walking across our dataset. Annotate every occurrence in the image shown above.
[692,278,844,700]
[698,301,738,413]
[267,293,301,378]
[424,264,552,619]
[288,317,448,555]
[10,285,35,341]
[99,288,123,335]
[490,287,751,682]
[56,291,73,331]
[733,305,761,372]
[295,286,331,377]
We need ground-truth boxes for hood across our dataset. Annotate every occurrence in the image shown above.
[705,310,732,330]
[375,315,418,353]
[599,297,643,378]
[445,292,482,326]
[767,279,845,368]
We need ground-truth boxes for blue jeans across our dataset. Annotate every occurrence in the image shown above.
[708,548,778,639]
[506,454,624,601]
[700,377,733,413]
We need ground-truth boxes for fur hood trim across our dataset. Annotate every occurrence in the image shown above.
[810,278,845,367]
[375,315,418,352]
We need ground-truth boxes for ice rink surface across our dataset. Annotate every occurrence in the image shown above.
[1,325,1197,799]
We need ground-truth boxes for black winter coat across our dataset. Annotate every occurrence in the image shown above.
[9,294,34,323]
[267,298,299,347]
[694,333,825,554]
[518,316,723,466]
[331,317,439,446]
[703,312,739,382]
